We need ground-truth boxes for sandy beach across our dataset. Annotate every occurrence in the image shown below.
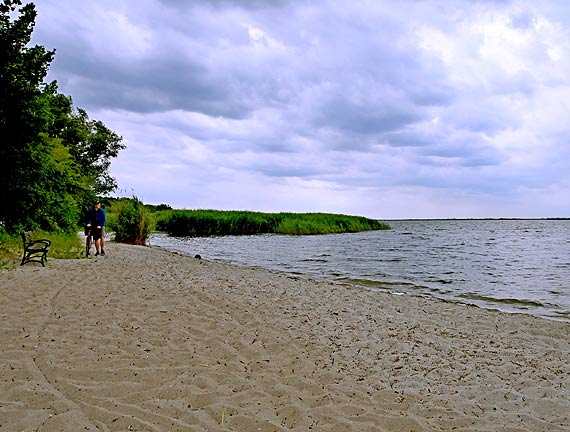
[1,243,569,431]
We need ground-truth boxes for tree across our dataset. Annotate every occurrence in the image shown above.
[42,92,125,209]
[61,107,124,195]
[0,0,56,230]
[0,0,125,232]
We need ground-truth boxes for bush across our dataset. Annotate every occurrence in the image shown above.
[113,197,154,245]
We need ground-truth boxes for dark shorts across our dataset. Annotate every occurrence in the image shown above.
[86,226,105,240]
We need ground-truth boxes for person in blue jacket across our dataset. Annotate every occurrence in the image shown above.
[85,201,107,256]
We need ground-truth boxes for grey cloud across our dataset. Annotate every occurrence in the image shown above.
[316,96,423,135]
[382,129,434,148]
[382,125,503,167]
[441,100,520,134]
[418,136,504,168]
[31,0,570,218]
[252,162,324,178]
[41,0,454,128]
[46,36,256,117]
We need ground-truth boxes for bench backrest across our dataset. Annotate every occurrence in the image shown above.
[21,231,33,245]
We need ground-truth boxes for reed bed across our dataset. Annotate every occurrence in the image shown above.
[155,210,389,236]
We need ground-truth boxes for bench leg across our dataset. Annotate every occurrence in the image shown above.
[20,250,49,266]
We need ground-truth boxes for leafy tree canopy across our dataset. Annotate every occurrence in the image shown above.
[0,0,125,233]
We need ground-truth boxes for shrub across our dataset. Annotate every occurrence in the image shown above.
[113,197,154,245]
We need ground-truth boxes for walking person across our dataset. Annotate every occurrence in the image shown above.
[85,201,107,256]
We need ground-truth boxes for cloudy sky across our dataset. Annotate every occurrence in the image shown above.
[31,0,570,219]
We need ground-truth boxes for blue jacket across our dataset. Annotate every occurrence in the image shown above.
[85,208,106,227]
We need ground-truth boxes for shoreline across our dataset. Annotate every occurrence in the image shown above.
[1,242,569,431]
[152,243,569,324]
[149,235,570,324]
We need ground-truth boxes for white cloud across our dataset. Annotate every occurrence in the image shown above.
[31,0,570,217]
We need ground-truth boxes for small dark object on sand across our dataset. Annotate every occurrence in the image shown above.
[194,254,202,259]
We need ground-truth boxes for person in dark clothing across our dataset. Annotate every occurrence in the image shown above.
[85,201,107,256]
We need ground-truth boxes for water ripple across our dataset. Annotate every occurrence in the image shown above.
[151,219,570,322]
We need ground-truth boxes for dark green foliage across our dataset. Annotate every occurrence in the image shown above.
[155,210,390,236]
[0,0,124,233]
[1,0,56,230]
[113,197,154,245]
[58,106,124,195]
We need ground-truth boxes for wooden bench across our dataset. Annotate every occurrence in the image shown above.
[21,231,51,267]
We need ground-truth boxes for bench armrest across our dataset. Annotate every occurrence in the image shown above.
[29,239,51,247]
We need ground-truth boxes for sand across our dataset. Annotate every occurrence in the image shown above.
[1,242,569,431]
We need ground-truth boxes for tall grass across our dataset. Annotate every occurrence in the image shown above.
[155,210,389,236]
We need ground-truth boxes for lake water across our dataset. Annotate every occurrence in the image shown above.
[150,219,570,321]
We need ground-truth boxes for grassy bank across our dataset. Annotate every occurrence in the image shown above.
[155,210,390,236]
[0,230,83,268]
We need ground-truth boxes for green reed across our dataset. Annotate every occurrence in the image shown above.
[155,210,390,236]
